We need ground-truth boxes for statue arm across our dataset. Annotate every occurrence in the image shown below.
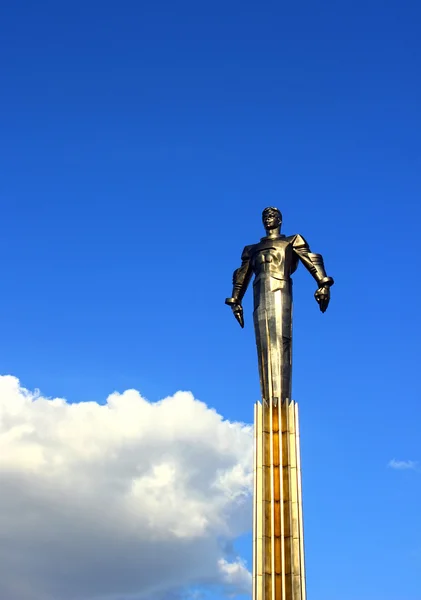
[292,234,334,287]
[228,246,253,304]
[225,246,253,327]
[293,234,334,312]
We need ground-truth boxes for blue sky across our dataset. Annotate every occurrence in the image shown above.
[0,1,420,599]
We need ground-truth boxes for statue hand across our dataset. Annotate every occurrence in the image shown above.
[232,303,244,328]
[225,298,244,328]
[314,286,330,313]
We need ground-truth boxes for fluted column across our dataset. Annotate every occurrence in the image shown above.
[252,399,306,600]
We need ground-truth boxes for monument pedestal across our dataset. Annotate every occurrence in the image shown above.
[253,400,306,600]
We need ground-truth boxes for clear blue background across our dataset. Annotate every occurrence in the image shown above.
[1,1,420,599]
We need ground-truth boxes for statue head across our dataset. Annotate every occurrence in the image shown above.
[262,207,282,232]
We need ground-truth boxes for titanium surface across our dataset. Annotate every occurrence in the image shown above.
[225,207,334,407]
[225,207,334,599]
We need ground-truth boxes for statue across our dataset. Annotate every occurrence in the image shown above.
[225,207,334,407]
[225,207,334,598]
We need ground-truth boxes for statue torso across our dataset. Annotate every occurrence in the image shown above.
[248,235,299,281]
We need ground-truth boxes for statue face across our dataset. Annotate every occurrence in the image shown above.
[262,207,282,231]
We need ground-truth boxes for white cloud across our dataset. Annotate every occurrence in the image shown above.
[0,375,253,600]
[388,459,418,471]
[218,557,252,595]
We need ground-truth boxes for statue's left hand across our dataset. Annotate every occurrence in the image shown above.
[315,286,330,313]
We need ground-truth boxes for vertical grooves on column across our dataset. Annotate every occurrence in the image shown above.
[282,399,291,599]
[289,402,299,599]
[253,399,305,600]
[279,401,286,600]
[270,398,275,600]
[256,401,264,600]
[253,403,257,600]
[273,404,282,600]
[295,403,306,600]
[263,398,271,599]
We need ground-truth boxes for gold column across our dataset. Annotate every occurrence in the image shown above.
[252,400,306,600]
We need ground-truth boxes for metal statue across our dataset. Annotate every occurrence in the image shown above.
[225,207,334,407]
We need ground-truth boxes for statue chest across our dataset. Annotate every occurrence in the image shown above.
[250,239,293,275]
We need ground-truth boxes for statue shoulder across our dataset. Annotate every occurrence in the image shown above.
[286,233,309,249]
[241,244,255,260]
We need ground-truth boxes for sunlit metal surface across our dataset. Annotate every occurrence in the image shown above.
[226,208,333,600]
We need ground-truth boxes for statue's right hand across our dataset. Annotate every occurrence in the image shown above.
[225,299,244,328]
[232,303,242,316]
[225,297,237,306]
